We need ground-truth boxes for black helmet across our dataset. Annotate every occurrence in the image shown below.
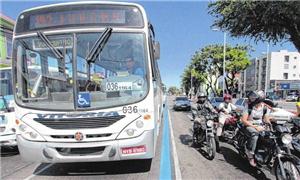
[197,92,207,103]
[247,90,264,106]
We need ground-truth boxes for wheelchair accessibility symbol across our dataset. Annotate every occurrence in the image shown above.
[77,93,91,107]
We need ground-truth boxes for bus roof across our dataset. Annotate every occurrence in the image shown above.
[21,1,145,13]
[15,1,149,35]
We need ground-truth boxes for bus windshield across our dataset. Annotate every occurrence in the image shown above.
[14,32,148,110]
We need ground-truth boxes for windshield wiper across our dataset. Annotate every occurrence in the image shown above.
[85,27,113,63]
[37,31,64,60]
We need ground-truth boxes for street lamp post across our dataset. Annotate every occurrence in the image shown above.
[212,28,226,96]
[190,67,193,98]
[265,43,270,94]
[223,32,226,96]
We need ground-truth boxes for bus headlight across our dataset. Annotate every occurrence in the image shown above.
[18,121,45,142]
[117,118,145,140]
[282,134,293,145]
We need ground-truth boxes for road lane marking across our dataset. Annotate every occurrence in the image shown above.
[24,163,53,180]
[168,109,182,180]
[159,106,172,180]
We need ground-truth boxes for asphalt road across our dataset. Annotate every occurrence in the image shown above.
[1,96,278,180]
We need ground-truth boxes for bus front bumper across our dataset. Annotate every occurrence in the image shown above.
[0,134,17,147]
[17,130,154,163]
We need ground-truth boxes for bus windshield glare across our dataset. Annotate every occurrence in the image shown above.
[14,32,148,110]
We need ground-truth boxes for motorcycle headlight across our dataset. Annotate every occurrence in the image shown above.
[282,134,293,145]
[18,121,45,142]
[117,118,145,140]
[206,120,214,127]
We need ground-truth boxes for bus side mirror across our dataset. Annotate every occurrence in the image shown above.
[154,41,160,60]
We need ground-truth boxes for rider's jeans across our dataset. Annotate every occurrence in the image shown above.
[217,113,232,136]
[245,126,259,155]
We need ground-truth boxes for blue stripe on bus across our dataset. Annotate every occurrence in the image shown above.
[159,105,172,180]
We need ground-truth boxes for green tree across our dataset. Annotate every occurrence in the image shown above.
[168,86,180,95]
[225,46,251,95]
[181,63,206,96]
[182,44,250,96]
[208,1,300,51]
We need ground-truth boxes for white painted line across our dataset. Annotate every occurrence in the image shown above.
[24,163,54,180]
[168,109,182,180]
[187,115,194,121]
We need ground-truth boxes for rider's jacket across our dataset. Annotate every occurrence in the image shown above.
[195,100,217,115]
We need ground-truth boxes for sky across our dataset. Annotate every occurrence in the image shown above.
[1,0,297,88]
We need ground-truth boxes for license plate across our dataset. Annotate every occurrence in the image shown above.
[106,82,132,91]
[121,145,146,154]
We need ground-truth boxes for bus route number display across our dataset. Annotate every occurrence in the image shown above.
[29,9,126,29]
[33,37,73,50]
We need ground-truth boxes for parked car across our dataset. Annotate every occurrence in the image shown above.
[286,95,298,102]
[266,94,280,101]
[209,97,224,109]
[234,98,247,111]
[234,98,295,124]
[173,96,191,111]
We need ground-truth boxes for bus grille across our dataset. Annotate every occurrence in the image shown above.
[56,146,105,156]
[33,115,125,129]
[50,133,112,139]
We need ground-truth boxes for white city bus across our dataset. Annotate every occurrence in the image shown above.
[12,1,163,163]
[0,67,17,148]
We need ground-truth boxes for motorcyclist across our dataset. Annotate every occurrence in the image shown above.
[191,92,217,123]
[217,94,238,137]
[241,90,272,167]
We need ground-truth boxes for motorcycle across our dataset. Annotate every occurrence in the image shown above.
[219,111,242,141]
[284,117,300,157]
[233,123,300,179]
[192,106,219,160]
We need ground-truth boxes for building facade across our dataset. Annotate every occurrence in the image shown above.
[242,50,300,98]
[0,13,15,67]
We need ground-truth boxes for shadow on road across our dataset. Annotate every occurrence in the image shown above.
[0,147,19,157]
[179,134,215,161]
[179,134,193,146]
[220,146,271,180]
[33,159,152,176]
[179,134,272,179]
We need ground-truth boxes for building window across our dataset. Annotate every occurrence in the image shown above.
[284,55,289,63]
[295,56,297,59]
[283,73,288,79]
[284,64,289,69]
[293,74,296,77]
[294,65,297,69]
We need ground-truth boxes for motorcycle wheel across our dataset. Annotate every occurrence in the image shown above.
[275,159,300,180]
[206,136,216,160]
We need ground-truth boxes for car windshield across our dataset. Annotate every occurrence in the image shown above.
[14,32,148,110]
[214,97,224,102]
[235,99,244,106]
[176,97,188,101]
